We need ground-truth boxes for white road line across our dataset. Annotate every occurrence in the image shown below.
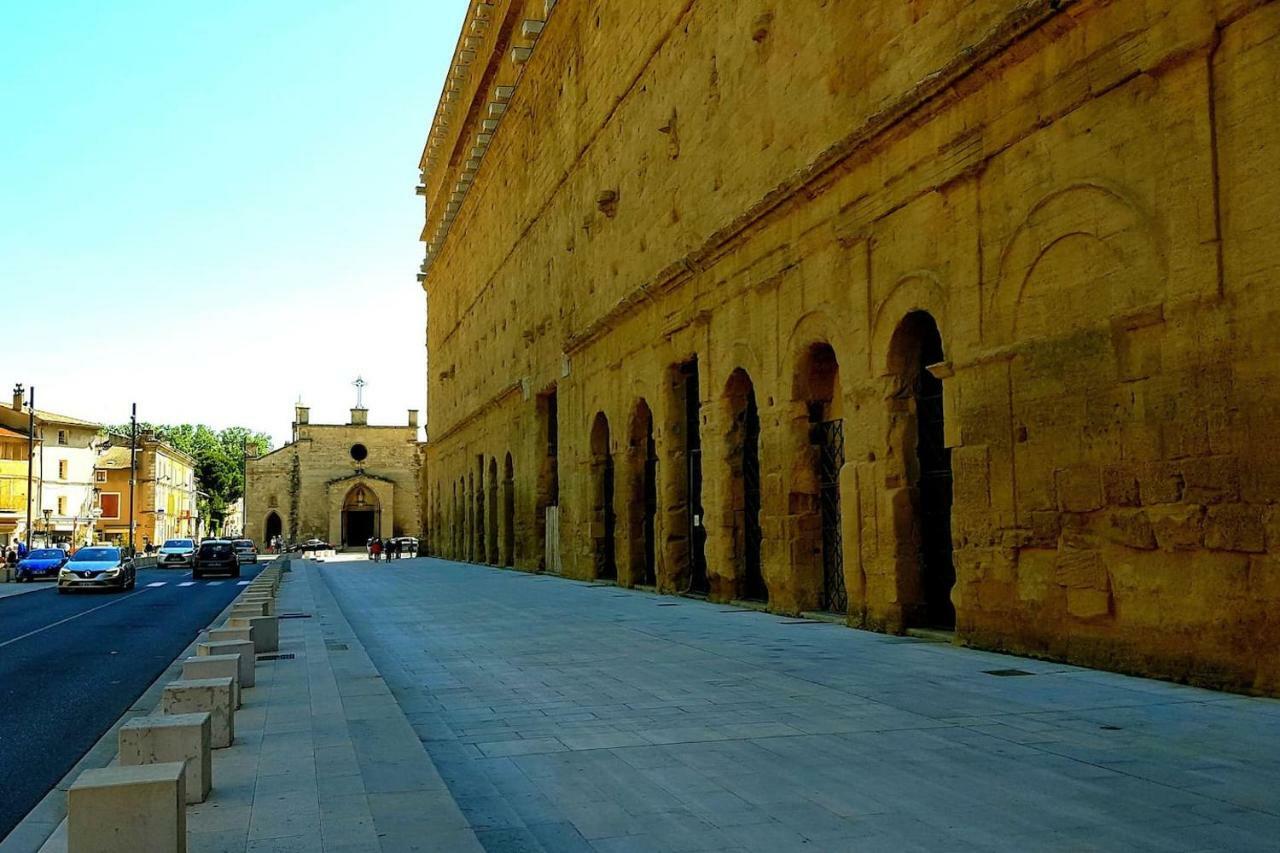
[0,589,150,650]
[147,582,167,588]
[178,581,195,587]
[208,581,224,586]
[236,581,250,586]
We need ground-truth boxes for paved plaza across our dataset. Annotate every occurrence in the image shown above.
[321,558,1280,852]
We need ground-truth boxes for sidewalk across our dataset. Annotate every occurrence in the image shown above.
[322,557,1280,852]
[24,560,479,853]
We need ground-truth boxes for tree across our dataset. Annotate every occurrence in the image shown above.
[104,423,271,530]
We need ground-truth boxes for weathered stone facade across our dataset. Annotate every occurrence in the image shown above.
[418,0,1280,695]
[245,405,423,548]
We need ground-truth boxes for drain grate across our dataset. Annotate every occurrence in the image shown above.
[278,613,312,620]
[656,602,679,607]
[257,653,295,661]
[984,668,1035,677]
[324,641,349,651]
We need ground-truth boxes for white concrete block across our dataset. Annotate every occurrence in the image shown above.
[228,614,278,654]
[197,639,255,689]
[162,677,235,748]
[67,762,186,853]
[118,713,212,804]
[182,654,242,707]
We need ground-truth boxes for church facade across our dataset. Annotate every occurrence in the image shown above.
[417,1,1280,695]
[245,404,423,548]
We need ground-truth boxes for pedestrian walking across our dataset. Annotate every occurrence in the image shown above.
[391,538,401,560]
[370,538,382,562]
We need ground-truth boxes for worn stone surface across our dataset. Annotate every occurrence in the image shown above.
[416,1,1280,695]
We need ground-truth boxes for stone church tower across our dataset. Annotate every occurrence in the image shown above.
[245,402,423,548]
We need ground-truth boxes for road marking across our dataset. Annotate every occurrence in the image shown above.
[0,589,151,649]
[147,582,167,588]
[208,581,224,586]
[236,581,250,586]
[178,581,195,587]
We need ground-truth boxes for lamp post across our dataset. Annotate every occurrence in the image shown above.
[42,508,52,549]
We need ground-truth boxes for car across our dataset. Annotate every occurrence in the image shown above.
[300,538,330,553]
[16,548,68,581]
[157,538,197,568]
[394,536,419,555]
[193,539,239,579]
[232,539,258,564]
[57,546,135,593]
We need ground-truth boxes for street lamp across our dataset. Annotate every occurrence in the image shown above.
[42,508,52,548]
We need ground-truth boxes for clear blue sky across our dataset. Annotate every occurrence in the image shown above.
[1,0,466,446]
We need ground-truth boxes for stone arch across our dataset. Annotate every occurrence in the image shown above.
[992,182,1163,342]
[488,457,499,563]
[467,472,475,561]
[264,511,282,545]
[341,483,381,547]
[788,339,845,613]
[623,399,657,588]
[502,453,515,567]
[885,310,955,629]
[589,412,617,580]
[721,368,766,602]
[872,272,948,376]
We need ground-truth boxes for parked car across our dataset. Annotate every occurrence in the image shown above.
[193,540,239,579]
[394,537,419,555]
[157,538,197,568]
[232,539,258,564]
[300,539,330,553]
[57,546,135,593]
[16,548,68,581]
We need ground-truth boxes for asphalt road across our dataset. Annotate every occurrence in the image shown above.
[0,564,264,840]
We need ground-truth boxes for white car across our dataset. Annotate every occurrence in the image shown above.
[232,539,258,564]
[157,538,196,568]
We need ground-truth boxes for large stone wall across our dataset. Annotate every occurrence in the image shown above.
[420,0,1280,695]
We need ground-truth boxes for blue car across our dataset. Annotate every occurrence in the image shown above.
[16,548,68,582]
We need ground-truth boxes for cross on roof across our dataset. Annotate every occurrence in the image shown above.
[352,376,367,409]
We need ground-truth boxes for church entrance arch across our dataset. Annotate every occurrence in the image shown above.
[342,484,381,548]
[264,511,282,545]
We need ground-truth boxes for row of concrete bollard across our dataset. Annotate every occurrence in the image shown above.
[64,566,284,853]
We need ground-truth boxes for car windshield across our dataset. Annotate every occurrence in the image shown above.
[29,549,63,559]
[200,542,232,555]
[162,539,194,549]
[233,540,253,549]
[70,548,121,563]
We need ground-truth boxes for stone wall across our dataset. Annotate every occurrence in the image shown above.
[419,0,1280,695]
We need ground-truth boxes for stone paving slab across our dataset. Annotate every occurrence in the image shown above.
[317,557,1280,853]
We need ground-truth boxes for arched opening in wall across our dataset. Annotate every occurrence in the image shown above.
[457,476,465,559]
[535,389,559,572]
[664,359,708,594]
[467,473,475,561]
[487,458,499,564]
[590,412,617,580]
[794,342,845,613]
[889,311,955,629]
[341,484,380,548]
[264,511,282,545]
[626,400,657,587]
[503,453,515,567]
[475,457,486,563]
[725,369,766,602]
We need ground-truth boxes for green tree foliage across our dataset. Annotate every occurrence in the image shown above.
[105,423,271,526]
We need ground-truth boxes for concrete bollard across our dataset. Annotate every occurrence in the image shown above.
[207,625,254,646]
[68,762,186,853]
[162,677,235,748]
[197,639,255,689]
[182,654,242,708]
[119,713,212,804]
[228,614,278,653]
[231,599,271,617]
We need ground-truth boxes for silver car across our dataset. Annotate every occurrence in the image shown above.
[58,546,136,593]
[232,539,258,564]
[157,538,196,568]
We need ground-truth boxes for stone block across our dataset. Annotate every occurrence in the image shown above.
[1204,503,1266,553]
[1105,509,1157,550]
[228,614,278,653]
[207,625,254,645]
[162,677,235,748]
[68,762,186,853]
[118,712,212,804]
[1149,504,1206,551]
[231,599,271,617]
[197,639,255,689]
[182,654,242,708]
[1055,464,1103,513]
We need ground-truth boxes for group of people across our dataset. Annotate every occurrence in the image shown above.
[3,541,29,567]
[367,537,409,562]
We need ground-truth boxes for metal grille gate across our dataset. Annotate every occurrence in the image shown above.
[816,419,846,613]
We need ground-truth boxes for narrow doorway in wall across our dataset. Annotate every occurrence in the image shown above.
[682,359,708,595]
[726,369,766,602]
[537,389,561,573]
[487,457,499,563]
[627,400,658,587]
[590,413,617,580]
[897,311,955,629]
[476,456,487,563]
[503,453,515,566]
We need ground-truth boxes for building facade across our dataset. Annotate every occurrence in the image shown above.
[418,1,1280,695]
[0,425,32,547]
[245,405,423,548]
[0,386,104,548]
[94,434,199,548]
